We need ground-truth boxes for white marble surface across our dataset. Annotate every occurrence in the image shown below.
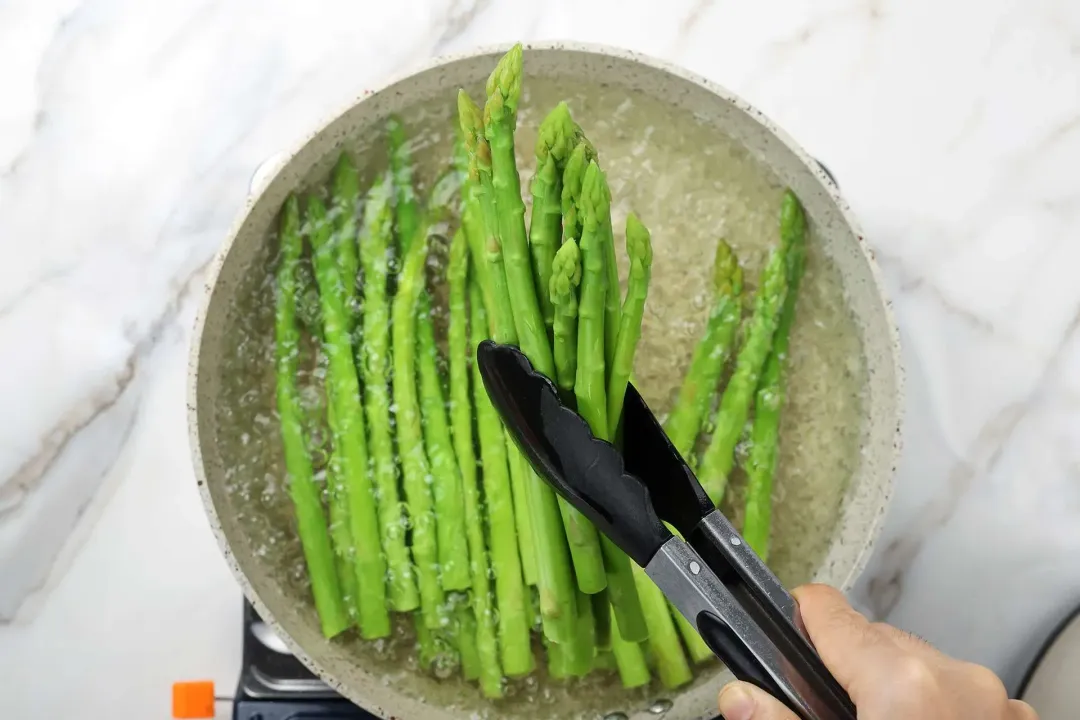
[2,0,1080,717]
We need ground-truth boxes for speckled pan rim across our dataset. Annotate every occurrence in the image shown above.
[188,40,904,719]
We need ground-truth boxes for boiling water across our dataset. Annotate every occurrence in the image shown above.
[211,75,867,718]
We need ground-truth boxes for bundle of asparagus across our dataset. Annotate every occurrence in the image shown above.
[271,43,808,699]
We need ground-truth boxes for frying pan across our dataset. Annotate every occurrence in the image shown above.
[188,42,903,720]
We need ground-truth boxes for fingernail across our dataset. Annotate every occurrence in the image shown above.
[718,683,756,720]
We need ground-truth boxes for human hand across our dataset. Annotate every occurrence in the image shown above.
[717,584,1038,720]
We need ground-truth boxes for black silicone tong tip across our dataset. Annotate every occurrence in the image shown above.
[475,341,671,568]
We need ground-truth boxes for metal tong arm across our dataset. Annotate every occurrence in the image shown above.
[622,384,856,720]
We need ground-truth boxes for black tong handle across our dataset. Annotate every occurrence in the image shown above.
[476,340,672,568]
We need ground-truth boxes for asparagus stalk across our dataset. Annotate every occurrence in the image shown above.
[505,444,539,586]
[274,195,350,638]
[561,140,596,244]
[330,153,362,328]
[698,208,795,505]
[308,195,391,639]
[483,44,554,374]
[449,227,505,696]
[390,119,471,592]
[591,589,612,650]
[416,296,471,591]
[609,606,650,688]
[550,238,582,392]
[529,102,581,333]
[470,280,535,677]
[458,91,516,346]
[578,161,648,643]
[743,191,807,559]
[607,213,652,436]
[664,240,744,458]
[600,176,622,376]
[455,601,482,681]
[634,567,692,688]
[465,76,579,645]
[564,588,598,677]
[391,205,446,631]
[356,175,419,612]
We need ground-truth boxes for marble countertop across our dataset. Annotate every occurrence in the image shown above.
[3,0,1080,717]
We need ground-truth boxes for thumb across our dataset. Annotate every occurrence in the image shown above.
[718,681,800,720]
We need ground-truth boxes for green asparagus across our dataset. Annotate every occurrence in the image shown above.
[356,175,419,612]
[607,213,652,436]
[591,589,613,651]
[698,215,794,505]
[458,91,516,345]
[743,191,807,559]
[561,140,596,244]
[449,229,505,697]
[577,161,648,642]
[548,222,608,596]
[609,606,650,688]
[634,567,692,688]
[308,195,391,639]
[275,195,350,639]
[599,174,622,376]
[391,206,446,631]
[470,281,535,677]
[664,240,744,458]
[469,68,580,644]
[483,44,554,375]
[390,118,471,592]
[550,238,581,392]
[506,444,539,586]
[330,153,362,328]
[529,101,581,332]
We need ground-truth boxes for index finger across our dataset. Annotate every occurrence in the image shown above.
[792,584,900,698]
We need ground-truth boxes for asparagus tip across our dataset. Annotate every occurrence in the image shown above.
[712,239,743,296]
[625,213,653,270]
[485,43,523,114]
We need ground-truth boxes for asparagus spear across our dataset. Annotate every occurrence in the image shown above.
[390,119,471,592]
[664,240,744,458]
[388,115,419,250]
[330,153,362,328]
[356,175,419,612]
[464,81,579,644]
[416,296,471,592]
[698,204,795,505]
[391,205,446,630]
[458,91,516,346]
[561,141,596,244]
[483,44,554,374]
[591,589,612,650]
[529,102,581,332]
[308,195,391,639]
[743,191,807,559]
[450,240,505,696]
[634,567,692,688]
[607,213,652,436]
[547,235,611,594]
[578,161,648,643]
[470,280,535,677]
[505,443,539,586]
[564,588,598,677]
[274,195,350,639]
[609,606,650,688]
[550,238,581,392]
[600,176,622,376]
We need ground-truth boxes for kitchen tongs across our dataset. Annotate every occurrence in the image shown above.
[476,341,856,720]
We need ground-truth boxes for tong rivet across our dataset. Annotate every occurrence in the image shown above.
[688,561,701,575]
[730,536,742,546]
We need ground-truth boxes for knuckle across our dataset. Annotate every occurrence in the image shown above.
[963,663,1008,700]
[891,655,939,695]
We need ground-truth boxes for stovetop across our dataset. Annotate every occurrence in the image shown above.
[236,602,375,720]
